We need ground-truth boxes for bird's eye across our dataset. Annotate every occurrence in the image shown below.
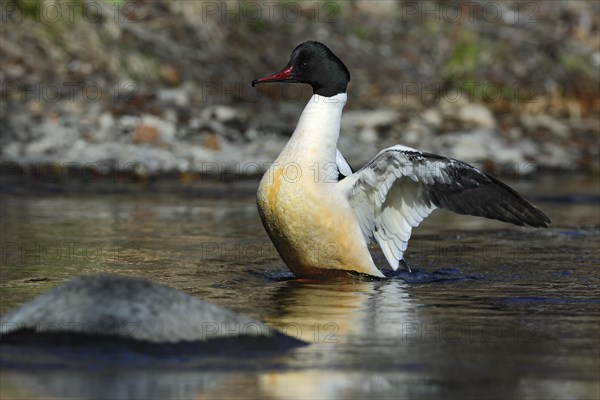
[300,61,308,69]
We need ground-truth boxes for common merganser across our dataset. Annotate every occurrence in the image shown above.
[252,41,550,278]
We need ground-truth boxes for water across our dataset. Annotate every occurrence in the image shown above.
[1,175,599,399]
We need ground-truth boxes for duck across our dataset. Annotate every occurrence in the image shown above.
[252,41,550,278]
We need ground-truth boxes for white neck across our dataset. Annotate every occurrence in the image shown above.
[277,93,347,166]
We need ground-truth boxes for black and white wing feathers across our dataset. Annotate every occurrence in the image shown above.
[344,145,550,271]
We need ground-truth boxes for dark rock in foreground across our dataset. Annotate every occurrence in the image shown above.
[0,275,304,355]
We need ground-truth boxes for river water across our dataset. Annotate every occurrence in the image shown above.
[1,174,598,399]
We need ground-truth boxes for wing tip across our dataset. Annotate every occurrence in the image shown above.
[525,212,551,228]
[520,202,551,228]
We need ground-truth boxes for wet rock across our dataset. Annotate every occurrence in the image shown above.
[0,275,303,347]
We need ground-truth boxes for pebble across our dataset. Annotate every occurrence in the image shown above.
[520,114,569,139]
[458,103,496,128]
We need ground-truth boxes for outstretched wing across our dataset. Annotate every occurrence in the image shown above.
[342,145,550,271]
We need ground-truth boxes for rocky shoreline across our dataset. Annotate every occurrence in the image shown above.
[1,85,597,180]
[1,0,598,179]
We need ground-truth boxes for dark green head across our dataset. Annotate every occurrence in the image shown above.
[252,41,351,97]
